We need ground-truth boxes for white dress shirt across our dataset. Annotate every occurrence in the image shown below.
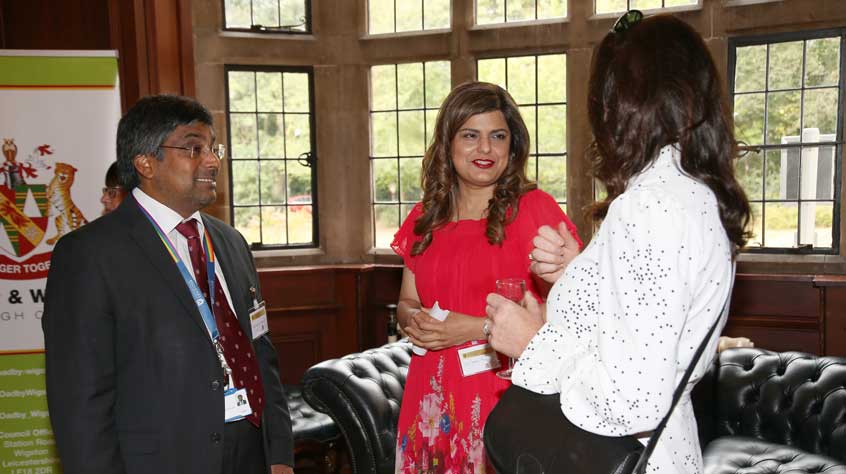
[513,145,734,474]
[132,188,238,330]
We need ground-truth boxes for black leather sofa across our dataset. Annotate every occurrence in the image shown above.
[286,384,343,474]
[302,342,846,474]
[301,342,411,474]
[693,348,846,474]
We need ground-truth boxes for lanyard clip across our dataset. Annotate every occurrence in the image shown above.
[250,286,259,308]
[213,339,234,389]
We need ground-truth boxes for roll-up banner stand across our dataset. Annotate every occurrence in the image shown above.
[0,50,121,474]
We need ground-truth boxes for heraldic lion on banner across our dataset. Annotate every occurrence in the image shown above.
[0,138,88,258]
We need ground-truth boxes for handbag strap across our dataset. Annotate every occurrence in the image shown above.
[631,265,736,474]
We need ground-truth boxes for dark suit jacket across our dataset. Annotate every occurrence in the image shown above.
[42,195,293,474]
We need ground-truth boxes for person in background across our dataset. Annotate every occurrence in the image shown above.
[101,161,126,215]
[392,81,581,473]
[483,12,751,473]
[43,95,294,474]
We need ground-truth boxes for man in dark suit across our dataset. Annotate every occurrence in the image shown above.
[42,95,294,474]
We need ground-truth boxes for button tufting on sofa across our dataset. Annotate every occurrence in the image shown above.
[694,348,846,474]
[287,385,340,443]
[703,437,845,474]
[285,384,342,474]
[301,341,412,474]
[301,344,846,474]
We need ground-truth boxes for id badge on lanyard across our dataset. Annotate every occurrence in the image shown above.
[137,203,246,422]
[248,287,269,340]
[457,342,501,377]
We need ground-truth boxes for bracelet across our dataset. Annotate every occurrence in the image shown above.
[482,318,492,339]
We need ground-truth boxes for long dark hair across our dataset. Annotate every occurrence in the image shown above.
[411,81,536,255]
[587,14,751,252]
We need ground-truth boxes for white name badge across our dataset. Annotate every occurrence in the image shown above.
[457,342,501,377]
[224,387,253,423]
[249,301,269,340]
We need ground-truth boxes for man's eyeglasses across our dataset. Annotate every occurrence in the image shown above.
[102,186,123,199]
[611,9,643,34]
[159,143,226,161]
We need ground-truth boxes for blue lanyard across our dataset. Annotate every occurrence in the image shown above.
[137,202,219,341]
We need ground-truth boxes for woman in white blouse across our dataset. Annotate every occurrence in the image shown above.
[482,12,751,474]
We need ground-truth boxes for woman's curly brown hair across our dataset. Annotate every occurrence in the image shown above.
[411,81,536,256]
[587,14,751,255]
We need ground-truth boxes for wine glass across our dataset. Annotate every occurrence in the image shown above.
[494,278,526,380]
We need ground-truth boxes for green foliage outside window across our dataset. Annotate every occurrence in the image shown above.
[595,0,697,15]
[369,0,450,34]
[478,54,568,208]
[224,0,308,31]
[732,35,842,250]
[476,0,566,25]
[227,68,316,247]
[370,61,451,247]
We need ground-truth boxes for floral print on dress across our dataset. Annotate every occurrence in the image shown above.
[391,191,575,473]
[396,355,488,474]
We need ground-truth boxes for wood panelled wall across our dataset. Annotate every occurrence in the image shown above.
[4,0,846,384]
[262,266,846,383]
[258,265,402,384]
[0,0,196,110]
[726,274,846,356]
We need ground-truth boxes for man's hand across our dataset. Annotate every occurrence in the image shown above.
[529,221,580,284]
[271,464,294,474]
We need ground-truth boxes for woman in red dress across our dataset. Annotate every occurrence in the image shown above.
[392,81,581,473]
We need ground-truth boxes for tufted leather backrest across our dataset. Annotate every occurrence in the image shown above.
[301,341,412,474]
[285,385,341,443]
[693,347,846,462]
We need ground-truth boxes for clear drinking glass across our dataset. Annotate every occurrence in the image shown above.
[495,278,526,380]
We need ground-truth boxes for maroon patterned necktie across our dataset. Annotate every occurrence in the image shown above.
[175,219,264,427]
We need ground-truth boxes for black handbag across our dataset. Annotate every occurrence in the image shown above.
[484,271,735,474]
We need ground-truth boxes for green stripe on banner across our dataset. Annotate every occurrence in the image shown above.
[0,56,117,87]
[0,353,61,473]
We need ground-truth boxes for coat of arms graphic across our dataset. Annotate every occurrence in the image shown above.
[0,138,88,279]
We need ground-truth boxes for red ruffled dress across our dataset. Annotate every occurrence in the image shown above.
[392,189,580,474]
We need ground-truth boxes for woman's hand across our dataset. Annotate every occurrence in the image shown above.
[404,310,484,351]
[401,306,430,337]
[484,292,544,359]
[717,336,754,352]
[530,221,581,284]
